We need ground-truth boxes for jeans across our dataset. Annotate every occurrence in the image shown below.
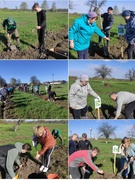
[127,44,135,59]
[120,156,128,177]
[124,100,135,119]
[72,105,88,119]
[77,48,88,59]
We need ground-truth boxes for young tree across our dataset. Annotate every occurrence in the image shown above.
[121,7,125,13]
[85,0,107,12]
[51,1,57,12]
[113,5,120,16]
[30,76,40,86]
[95,65,112,80]
[10,78,17,86]
[20,2,28,10]
[97,122,116,143]
[125,68,135,82]
[41,0,49,10]
[127,125,135,138]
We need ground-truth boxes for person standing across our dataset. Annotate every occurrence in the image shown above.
[98,7,114,47]
[69,74,100,119]
[69,11,110,59]
[32,3,46,54]
[109,91,135,119]
[3,17,20,50]
[69,133,78,155]
[33,125,56,173]
[121,10,135,59]
[78,133,93,150]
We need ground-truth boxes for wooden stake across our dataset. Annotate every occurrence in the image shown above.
[120,36,123,58]
[97,108,100,119]
[114,153,116,174]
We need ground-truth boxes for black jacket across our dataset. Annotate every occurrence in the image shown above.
[37,10,46,29]
[69,140,78,155]
[101,13,114,31]
[78,140,93,150]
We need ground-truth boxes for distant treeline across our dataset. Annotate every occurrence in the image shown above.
[0,8,68,12]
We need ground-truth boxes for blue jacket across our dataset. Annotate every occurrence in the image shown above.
[125,16,135,44]
[69,14,105,51]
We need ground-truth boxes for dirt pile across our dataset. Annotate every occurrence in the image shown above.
[0,26,68,59]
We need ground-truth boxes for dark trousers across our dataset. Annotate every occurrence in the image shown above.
[127,44,135,59]
[0,157,11,179]
[38,28,46,53]
[48,91,56,100]
[72,105,88,119]
[42,147,54,168]
[99,30,110,47]
[120,157,128,177]
[69,167,83,179]
[124,100,135,119]
[77,48,88,59]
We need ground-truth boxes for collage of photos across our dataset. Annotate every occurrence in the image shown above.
[0,0,135,179]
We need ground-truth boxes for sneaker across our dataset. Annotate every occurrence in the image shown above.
[43,167,48,172]
[39,165,45,171]
[81,116,89,119]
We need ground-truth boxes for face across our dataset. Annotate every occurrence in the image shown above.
[89,17,97,24]
[110,94,117,101]
[72,135,78,141]
[108,9,113,14]
[81,81,88,86]
[22,149,27,153]
[91,150,99,157]
[124,16,130,21]
[37,132,43,137]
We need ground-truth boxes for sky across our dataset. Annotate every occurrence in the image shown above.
[68,120,135,138]
[69,0,135,14]
[69,60,135,79]
[0,0,68,9]
[0,60,68,83]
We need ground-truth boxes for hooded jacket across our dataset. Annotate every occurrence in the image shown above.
[69,79,99,109]
[0,142,23,178]
[125,15,135,44]
[69,14,105,51]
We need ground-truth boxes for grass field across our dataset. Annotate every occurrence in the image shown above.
[0,121,68,156]
[3,84,68,119]
[69,77,135,119]
[0,10,68,51]
[69,14,126,59]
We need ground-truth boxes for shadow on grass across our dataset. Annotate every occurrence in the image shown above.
[101,104,116,119]
[20,39,36,49]
[0,33,7,47]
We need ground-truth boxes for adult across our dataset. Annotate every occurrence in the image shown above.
[109,91,135,119]
[69,11,110,59]
[47,82,52,93]
[33,125,56,173]
[69,133,78,155]
[32,3,46,54]
[68,147,104,179]
[69,74,100,119]
[0,84,7,102]
[98,7,114,47]
[52,129,63,145]
[48,91,57,102]
[78,133,93,150]
[3,17,20,50]
[121,10,135,59]
[0,142,31,179]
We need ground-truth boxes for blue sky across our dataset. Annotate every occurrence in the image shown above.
[69,60,135,79]
[0,0,68,9]
[68,120,135,138]
[69,0,135,13]
[0,60,68,83]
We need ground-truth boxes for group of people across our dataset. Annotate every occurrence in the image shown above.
[2,3,46,54]
[0,125,62,179]
[69,7,135,59]
[68,133,104,178]
[0,84,15,103]
[69,74,135,119]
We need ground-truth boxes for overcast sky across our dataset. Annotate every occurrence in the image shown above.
[69,60,134,79]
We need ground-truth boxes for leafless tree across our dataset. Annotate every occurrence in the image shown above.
[85,0,107,12]
[95,65,112,79]
[127,125,135,138]
[125,68,135,82]
[69,0,74,10]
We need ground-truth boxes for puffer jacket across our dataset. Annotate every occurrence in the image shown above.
[125,16,135,44]
[69,14,105,51]
[69,79,99,109]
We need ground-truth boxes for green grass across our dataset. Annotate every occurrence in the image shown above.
[9,84,68,119]
[69,77,135,119]
[0,10,68,50]
[69,14,125,59]
[0,122,68,157]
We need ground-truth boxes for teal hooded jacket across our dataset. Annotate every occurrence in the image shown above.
[69,14,105,51]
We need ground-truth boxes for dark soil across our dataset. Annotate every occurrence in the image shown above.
[17,146,68,179]
[93,172,123,179]
[0,26,68,59]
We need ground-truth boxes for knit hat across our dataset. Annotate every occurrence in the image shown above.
[80,74,89,81]
[108,7,113,10]
[87,11,97,19]
[122,10,131,17]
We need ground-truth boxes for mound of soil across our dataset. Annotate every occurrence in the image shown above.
[93,172,122,179]
[0,26,68,59]
[17,146,68,179]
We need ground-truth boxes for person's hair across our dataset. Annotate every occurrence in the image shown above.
[22,143,32,151]
[122,137,131,148]
[121,137,128,144]
[91,16,98,20]
[82,133,87,138]
[92,147,100,153]
[33,125,44,136]
[32,3,39,10]
[72,133,78,138]
[109,92,117,97]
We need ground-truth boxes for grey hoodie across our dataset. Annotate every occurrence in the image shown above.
[69,79,99,109]
[6,142,23,178]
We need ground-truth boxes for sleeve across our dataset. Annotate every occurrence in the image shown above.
[3,19,7,28]
[78,141,81,150]
[89,141,93,149]
[69,19,80,40]
[39,144,49,156]
[101,13,105,18]
[52,129,54,135]
[94,25,106,38]
[86,153,99,172]
[69,84,78,107]
[130,144,135,155]
[87,83,99,98]
[116,98,123,117]
[40,11,46,28]
[6,149,19,178]
[108,15,114,27]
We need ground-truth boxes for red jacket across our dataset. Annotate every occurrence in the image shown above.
[37,127,56,155]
